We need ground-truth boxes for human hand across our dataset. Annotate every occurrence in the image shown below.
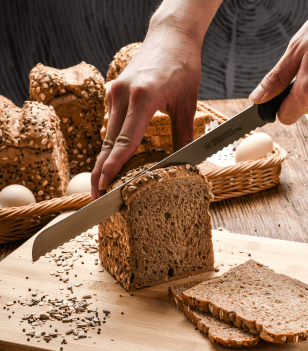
[91,24,202,200]
[249,20,308,125]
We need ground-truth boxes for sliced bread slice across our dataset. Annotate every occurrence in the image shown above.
[182,259,308,344]
[169,281,259,349]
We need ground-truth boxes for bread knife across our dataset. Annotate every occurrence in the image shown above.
[32,83,293,261]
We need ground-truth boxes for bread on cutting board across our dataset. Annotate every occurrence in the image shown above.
[169,281,260,349]
[182,259,308,344]
[98,149,215,291]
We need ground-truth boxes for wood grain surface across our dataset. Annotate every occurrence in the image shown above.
[206,99,308,243]
[1,222,308,351]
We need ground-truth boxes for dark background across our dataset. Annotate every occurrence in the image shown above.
[0,0,307,107]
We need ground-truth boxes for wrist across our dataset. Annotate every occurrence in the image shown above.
[149,0,222,46]
[149,11,204,46]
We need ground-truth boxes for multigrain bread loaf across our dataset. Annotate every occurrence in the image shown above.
[29,62,106,173]
[169,281,260,349]
[182,259,308,344]
[101,109,210,153]
[0,97,70,201]
[98,150,215,291]
[106,42,142,82]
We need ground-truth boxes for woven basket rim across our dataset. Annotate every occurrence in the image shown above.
[0,192,91,218]
[201,141,287,178]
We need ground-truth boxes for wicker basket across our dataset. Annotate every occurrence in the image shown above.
[196,101,287,202]
[0,102,287,244]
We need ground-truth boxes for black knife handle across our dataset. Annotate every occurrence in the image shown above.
[258,81,294,123]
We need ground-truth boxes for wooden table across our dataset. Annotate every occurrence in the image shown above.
[205,99,308,243]
[1,222,308,350]
[1,98,308,261]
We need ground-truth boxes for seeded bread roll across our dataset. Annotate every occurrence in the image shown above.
[98,151,214,291]
[182,259,308,344]
[0,97,70,201]
[29,62,106,173]
[169,282,260,349]
[106,42,142,82]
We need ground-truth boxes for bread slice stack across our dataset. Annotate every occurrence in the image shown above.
[169,281,259,349]
[98,149,215,291]
[100,109,211,153]
[171,259,308,348]
[0,96,70,201]
[29,62,106,173]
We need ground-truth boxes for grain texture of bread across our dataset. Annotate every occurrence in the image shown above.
[0,97,70,201]
[106,42,142,82]
[182,259,308,344]
[169,281,260,349]
[29,62,106,173]
[98,150,215,291]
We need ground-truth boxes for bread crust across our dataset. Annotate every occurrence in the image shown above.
[169,281,259,349]
[98,151,214,291]
[29,62,106,173]
[182,260,308,344]
[0,98,70,201]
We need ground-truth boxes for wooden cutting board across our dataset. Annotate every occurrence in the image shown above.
[1,216,308,351]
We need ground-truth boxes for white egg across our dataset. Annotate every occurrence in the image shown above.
[0,184,36,208]
[66,172,92,196]
[235,133,273,164]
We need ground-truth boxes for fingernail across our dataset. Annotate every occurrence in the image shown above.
[98,174,105,190]
[249,85,265,103]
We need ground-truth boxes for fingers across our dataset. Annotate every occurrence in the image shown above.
[277,52,308,125]
[91,81,128,200]
[97,84,157,192]
[169,93,197,151]
[249,46,300,105]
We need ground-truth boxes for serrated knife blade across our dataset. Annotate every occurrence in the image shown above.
[32,83,293,261]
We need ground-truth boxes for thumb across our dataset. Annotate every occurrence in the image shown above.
[249,49,300,104]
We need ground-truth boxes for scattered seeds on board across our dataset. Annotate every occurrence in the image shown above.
[4,225,111,345]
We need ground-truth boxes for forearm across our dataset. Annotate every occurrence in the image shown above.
[148,0,223,47]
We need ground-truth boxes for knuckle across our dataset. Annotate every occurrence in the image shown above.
[110,80,127,98]
[263,68,287,90]
[115,133,134,148]
[101,137,115,151]
[130,84,150,103]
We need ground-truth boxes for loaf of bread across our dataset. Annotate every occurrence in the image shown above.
[0,97,70,201]
[169,281,260,349]
[29,62,106,173]
[98,149,215,291]
[101,109,211,153]
[106,42,142,82]
[182,259,308,344]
